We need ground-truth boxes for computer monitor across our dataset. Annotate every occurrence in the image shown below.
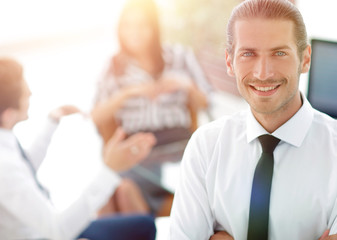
[307,39,337,119]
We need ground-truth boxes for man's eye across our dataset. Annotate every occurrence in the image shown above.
[274,51,286,56]
[242,52,254,57]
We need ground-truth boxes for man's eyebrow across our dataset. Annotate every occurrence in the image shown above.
[270,45,292,51]
[237,47,257,52]
[236,45,292,52]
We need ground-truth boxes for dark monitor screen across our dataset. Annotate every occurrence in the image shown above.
[307,39,337,118]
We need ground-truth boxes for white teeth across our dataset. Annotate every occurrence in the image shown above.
[254,86,277,92]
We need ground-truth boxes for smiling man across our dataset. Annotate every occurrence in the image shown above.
[169,0,337,240]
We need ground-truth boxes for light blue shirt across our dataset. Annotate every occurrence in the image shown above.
[170,95,337,240]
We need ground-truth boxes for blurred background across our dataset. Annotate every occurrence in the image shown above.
[0,0,243,210]
[1,0,337,232]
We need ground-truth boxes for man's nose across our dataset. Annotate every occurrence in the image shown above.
[253,56,274,80]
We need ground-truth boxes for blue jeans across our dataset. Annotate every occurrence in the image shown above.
[77,215,156,240]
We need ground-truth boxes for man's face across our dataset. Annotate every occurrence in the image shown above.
[15,80,31,122]
[226,18,311,117]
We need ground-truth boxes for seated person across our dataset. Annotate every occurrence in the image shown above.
[92,0,212,217]
[0,58,156,240]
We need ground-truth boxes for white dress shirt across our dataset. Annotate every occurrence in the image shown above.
[170,96,337,240]
[0,119,121,240]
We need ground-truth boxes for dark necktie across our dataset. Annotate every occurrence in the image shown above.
[16,140,50,199]
[247,134,280,240]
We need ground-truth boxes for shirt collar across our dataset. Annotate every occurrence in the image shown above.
[246,93,314,147]
[0,128,18,149]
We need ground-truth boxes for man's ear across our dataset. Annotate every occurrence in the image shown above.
[301,45,311,73]
[225,49,235,77]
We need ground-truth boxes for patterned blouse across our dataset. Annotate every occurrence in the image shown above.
[94,45,212,134]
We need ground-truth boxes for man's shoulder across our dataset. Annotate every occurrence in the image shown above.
[312,109,337,132]
[0,147,22,178]
[194,111,247,138]
[0,148,19,165]
[309,109,337,147]
[185,112,247,162]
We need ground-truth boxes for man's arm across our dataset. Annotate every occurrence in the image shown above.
[169,131,215,239]
[324,195,337,239]
[0,125,155,239]
[321,234,337,240]
[25,105,81,169]
[209,231,233,240]
[209,230,337,240]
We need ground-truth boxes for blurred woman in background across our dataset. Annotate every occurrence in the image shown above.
[92,0,212,217]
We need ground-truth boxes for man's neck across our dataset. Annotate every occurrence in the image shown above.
[0,123,15,130]
[252,92,303,133]
[0,117,16,130]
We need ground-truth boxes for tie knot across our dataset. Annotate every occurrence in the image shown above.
[258,134,280,154]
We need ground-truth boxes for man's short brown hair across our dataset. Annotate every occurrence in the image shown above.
[0,58,24,116]
[227,0,308,58]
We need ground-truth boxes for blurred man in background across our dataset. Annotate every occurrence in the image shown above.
[0,57,157,240]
